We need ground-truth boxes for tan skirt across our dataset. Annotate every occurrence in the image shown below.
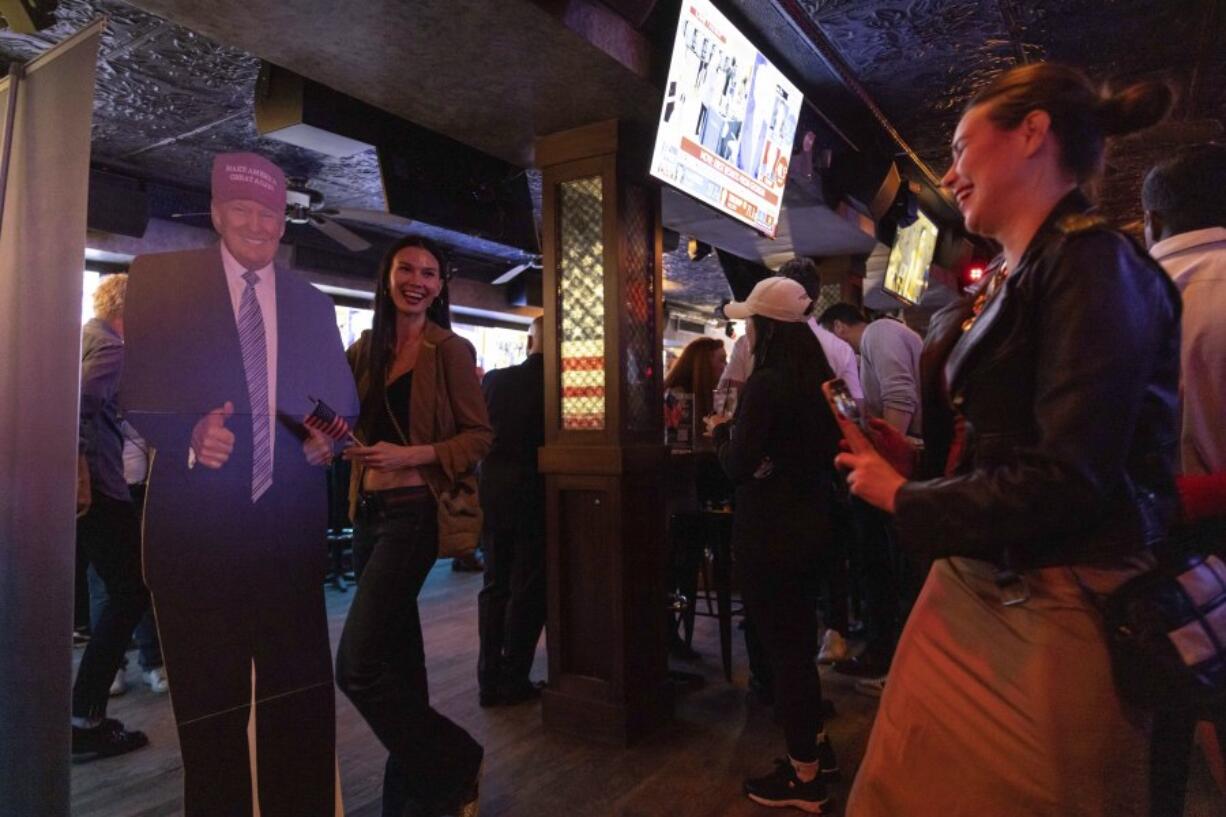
[846,556,1153,817]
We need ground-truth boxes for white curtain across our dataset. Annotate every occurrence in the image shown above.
[0,19,103,817]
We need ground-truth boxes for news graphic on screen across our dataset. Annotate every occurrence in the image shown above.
[883,209,939,305]
[650,0,803,237]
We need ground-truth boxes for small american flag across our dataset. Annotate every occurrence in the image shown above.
[304,395,357,443]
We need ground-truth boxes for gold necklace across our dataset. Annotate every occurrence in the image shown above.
[961,262,1009,333]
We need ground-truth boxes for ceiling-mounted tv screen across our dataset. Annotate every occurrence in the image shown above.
[883,210,939,305]
[650,0,803,237]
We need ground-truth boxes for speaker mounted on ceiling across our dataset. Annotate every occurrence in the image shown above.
[826,151,901,223]
[0,0,58,33]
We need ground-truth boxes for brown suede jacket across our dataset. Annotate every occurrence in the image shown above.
[346,321,493,555]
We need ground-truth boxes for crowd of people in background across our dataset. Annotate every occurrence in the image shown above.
[68,59,1226,817]
[667,62,1226,817]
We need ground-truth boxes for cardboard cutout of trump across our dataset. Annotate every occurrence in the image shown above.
[121,153,358,817]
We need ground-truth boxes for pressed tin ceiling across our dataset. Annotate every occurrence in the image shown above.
[0,0,386,212]
[775,0,1226,231]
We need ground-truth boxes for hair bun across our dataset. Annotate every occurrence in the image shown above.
[1096,80,1173,137]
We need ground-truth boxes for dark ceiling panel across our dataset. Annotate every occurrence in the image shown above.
[781,0,1226,228]
[0,0,388,212]
[122,0,662,167]
[0,0,555,291]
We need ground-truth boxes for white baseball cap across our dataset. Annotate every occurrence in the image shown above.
[723,277,813,322]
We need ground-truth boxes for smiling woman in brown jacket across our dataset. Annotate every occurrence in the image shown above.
[336,235,492,817]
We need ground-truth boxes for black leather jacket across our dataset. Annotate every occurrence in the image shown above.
[895,191,1181,569]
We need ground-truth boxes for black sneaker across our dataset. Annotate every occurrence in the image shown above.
[744,758,832,813]
[832,653,890,678]
[72,718,148,759]
[815,734,839,779]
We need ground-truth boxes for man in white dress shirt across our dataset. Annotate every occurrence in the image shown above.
[1144,144,1226,476]
[1142,143,1226,817]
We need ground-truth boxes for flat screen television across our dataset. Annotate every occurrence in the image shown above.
[650,0,803,237]
[883,210,938,305]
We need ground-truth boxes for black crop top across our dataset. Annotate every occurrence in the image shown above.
[370,371,412,444]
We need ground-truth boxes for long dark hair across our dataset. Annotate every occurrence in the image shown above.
[751,315,839,462]
[362,235,453,427]
[969,63,1172,183]
[750,315,829,387]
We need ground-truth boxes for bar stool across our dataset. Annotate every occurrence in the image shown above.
[688,506,739,681]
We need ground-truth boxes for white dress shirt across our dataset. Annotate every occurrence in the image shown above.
[1150,226,1226,475]
[219,242,278,468]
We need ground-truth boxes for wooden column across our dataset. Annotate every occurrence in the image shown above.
[535,119,670,745]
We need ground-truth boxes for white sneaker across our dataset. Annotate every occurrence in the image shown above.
[817,629,849,664]
[854,675,887,698]
[142,668,169,694]
[109,668,128,697]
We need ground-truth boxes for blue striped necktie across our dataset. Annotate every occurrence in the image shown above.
[239,270,272,502]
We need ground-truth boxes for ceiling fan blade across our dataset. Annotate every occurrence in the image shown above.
[325,207,415,231]
[310,216,372,253]
[491,262,531,286]
[170,211,210,219]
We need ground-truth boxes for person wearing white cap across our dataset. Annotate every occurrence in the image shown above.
[716,258,862,671]
[711,276,842,812]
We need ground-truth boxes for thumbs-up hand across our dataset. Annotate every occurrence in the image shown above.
[191,400,236,469]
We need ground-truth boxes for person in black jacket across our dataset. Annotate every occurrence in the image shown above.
[476,316,547,706]
[712,276,840,813]
[836,64,1177,817]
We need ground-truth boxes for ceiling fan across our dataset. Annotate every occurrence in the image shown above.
[491,257,542,285]
[171,177,416,253]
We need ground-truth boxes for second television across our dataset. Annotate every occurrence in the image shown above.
[883,210,939,305]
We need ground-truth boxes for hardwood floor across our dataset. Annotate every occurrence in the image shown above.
[71,562,1225,816]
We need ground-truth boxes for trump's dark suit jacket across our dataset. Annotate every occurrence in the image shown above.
[120,245,359,607]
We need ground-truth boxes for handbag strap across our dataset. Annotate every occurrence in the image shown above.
[1067,566,1109,615]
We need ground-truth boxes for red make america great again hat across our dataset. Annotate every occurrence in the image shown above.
[211,152,286,213]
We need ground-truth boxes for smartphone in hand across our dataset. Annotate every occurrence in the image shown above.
[822,378,873,455]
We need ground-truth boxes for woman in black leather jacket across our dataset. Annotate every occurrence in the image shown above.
[838,64,1178,817]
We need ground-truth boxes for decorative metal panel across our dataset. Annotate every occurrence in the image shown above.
[559,176,606,431]
[813,282,843,320]
[620,182,657,434]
